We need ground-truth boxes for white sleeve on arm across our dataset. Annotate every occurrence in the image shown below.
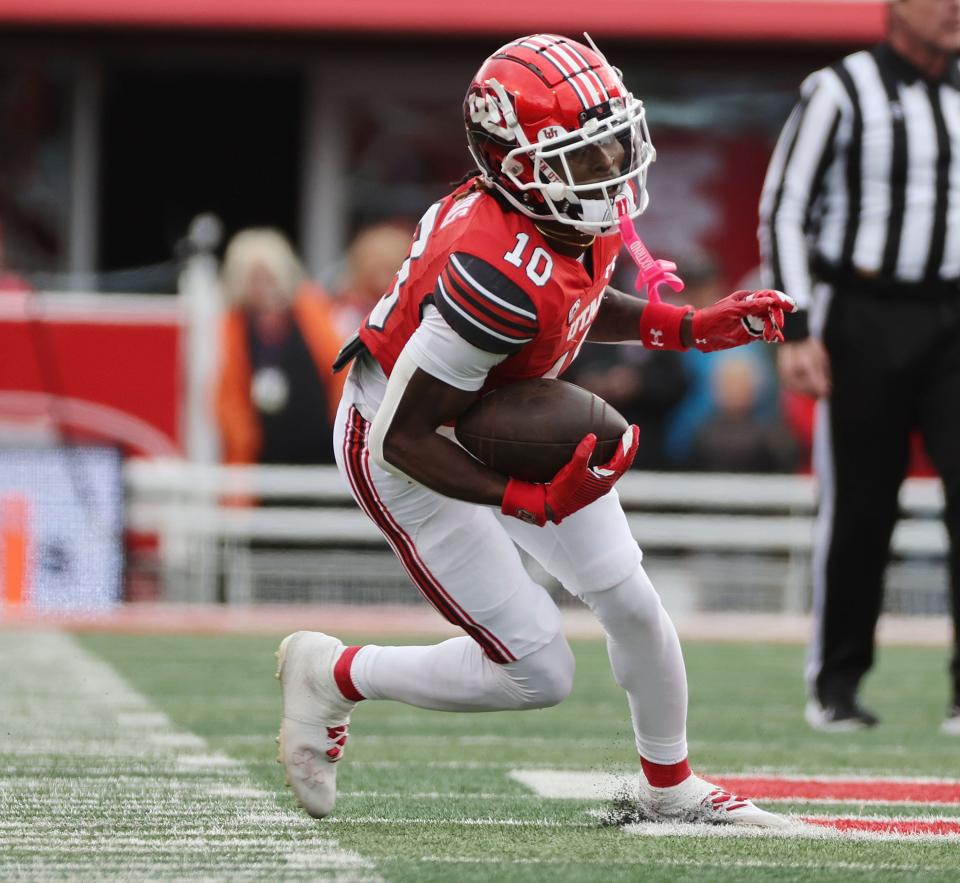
[404,304,506,391]
[368,305,506,477]
[758,70,848,311]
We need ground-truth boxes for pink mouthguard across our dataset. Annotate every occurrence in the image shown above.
[616,200,684,305]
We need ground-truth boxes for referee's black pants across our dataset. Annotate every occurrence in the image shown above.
[811,287,960,708]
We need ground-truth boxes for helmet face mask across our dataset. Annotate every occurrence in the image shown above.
[464,34,655,235]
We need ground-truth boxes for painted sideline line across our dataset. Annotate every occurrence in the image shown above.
[804,816,960,837]
[714,775,960,805]
[0,631,381,881]
[0,604,950,646]
[707,771,960,784]
[511,769,960,806]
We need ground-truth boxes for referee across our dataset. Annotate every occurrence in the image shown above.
[759,0,960,733]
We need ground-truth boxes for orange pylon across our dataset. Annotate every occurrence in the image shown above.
[1,495,29,607]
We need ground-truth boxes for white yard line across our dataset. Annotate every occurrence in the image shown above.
[351,760,588,769]
[620,820,960,844]
[0,630,381,881]
[338,791,546,800]
[323,816,593,828]
[244,789,960,810]
[510,768,637,800]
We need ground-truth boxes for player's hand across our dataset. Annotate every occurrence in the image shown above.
[501,426,639,526]
[777,337,831,398]
[692,289,796,352]
[754,290,797,343]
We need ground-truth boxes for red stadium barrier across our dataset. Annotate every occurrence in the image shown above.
[0,0,886,43]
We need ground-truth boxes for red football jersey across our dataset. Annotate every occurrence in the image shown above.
[358,181,621,392]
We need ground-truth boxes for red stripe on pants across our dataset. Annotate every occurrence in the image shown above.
[342,407,515,664]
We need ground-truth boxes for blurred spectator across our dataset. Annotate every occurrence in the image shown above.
[0,66,69,275]
[215,229,344,465]
[0,221,32,294]
[662,251,779,467]
[688,356,797,473]
[331,221,414,340]
[779,389,815,473]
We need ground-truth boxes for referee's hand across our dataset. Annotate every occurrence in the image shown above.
[777,337,831,398]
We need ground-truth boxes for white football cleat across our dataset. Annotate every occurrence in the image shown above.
[275,631,357,819]
[805,698,878,732]
[641,774,790,828]
[941,706,960,736]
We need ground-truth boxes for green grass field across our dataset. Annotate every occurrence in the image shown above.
[3,628,959,881]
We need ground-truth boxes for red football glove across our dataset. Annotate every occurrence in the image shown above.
[501,426,639,526]
[692,289,797,352]
[749,289,797,343]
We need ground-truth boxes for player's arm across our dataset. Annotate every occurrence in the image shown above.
[758,73,843,398]
[372,353,508,505]
[370,254,636,525]
[588,285,796,351]
[758,71,845,343]
[587,287,693,345]
[370,251,539,505]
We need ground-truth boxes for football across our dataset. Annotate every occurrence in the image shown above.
[454,378,628,483]
[740,292,766,338]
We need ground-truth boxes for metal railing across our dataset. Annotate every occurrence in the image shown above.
[124,460,948,615]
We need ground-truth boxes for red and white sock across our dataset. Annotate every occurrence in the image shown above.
[332,645,365,702]
[641,756,692,788]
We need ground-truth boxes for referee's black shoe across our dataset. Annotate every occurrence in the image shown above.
[805,696,879,732]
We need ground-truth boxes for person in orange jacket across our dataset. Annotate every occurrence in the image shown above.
[329,221,413,341]
[215,229,344,465]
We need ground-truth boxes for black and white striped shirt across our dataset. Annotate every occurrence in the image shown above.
[759,44,960,336]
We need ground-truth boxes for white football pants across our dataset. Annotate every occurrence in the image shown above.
[334,397,689,765]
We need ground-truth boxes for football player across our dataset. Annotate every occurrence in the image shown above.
[277,34,794,826]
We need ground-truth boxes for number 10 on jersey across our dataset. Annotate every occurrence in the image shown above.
[504,233,553,287]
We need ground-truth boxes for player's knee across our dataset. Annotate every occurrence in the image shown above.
[528,650,575,708]
[504,634,575,709]
[584,568,665,640]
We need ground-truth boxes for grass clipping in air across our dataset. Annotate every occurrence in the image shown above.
[598,782,656,827]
